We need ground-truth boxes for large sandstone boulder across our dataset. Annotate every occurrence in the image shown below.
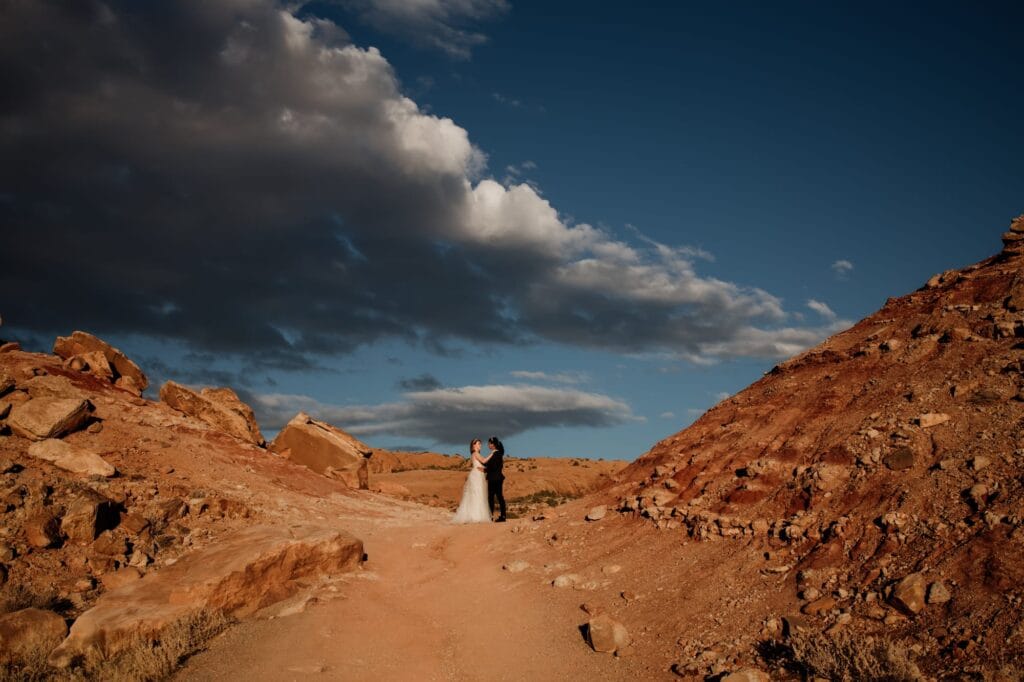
[49,524,363,667]
[270,412,373,487]
[159,381,264,446]
[8,397,91,440]
[0,608,68,663]
[53,331,148,392]
[27,439,116,477]
[61,490,118,545]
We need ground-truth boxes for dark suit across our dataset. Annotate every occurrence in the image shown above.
[484,449,506,520]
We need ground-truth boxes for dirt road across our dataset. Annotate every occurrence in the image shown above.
[177,506,645,681]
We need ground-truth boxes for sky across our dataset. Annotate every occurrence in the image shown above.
[2,1,1022,459]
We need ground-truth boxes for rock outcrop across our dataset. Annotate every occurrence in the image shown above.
[53,330,149,394]
[49,524,364,667]
[159,381,265,446]
[270,412,373,488]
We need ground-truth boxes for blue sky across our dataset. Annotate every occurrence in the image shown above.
[2,1,1021,459]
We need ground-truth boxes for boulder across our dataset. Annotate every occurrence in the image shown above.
[8,397,91,440]
[27,439,116,478]
[0,371,13,396]
[0,608,68,663]
[24,511,61,549]
[585,505,607,521]
[99,567,143,592]
[49,524,363,667]
[370,481,411,496]
[324,459,368,490]
[586,614,630,654]
[801,596,836,616]
[503,560,530,573]
[552,574,580,588]
[159,381,264,446]
[52,331,148,391]
[61,491,117,545]
[270,412,374,484]
[890,572,927,615]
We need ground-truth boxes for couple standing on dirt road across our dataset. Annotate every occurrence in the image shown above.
[451,436,506,524]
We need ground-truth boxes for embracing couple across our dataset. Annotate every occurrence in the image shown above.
[451,436,506,524]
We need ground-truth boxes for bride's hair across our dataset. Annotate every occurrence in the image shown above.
[470,438,481,452]
[487,436,504,454]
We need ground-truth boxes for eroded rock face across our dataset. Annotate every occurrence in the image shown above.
[27,439,116,478]
[49,524,364,667]
[53,331,148,393]
[159,381,264,446]
[270,412,372,487]
[0,608,68,664]
[8,397,91,440]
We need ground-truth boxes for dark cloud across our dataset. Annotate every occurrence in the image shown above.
[1,0,839,370]
[250,383,638,444]
[397,373,444,391]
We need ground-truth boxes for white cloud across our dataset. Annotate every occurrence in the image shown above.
[806,299,837,320]
[659,410,675,419]
[831,259,854,279]
[343,0,510,59]
[251,383,637,443]
[510,370,588,384]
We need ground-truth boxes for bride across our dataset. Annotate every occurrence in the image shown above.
[452,438,492,524]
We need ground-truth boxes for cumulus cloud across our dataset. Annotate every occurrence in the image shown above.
[2,0,839,370]
[806,299,837,320]
[250,383,637,443]
[831,259,854,279]
[341,0,509,59]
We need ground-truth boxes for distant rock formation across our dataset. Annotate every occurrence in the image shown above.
[160,381,265,446]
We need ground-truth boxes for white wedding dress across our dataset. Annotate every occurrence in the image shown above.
[452,463,491,524]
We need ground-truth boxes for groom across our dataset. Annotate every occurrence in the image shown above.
[483,436,506,522]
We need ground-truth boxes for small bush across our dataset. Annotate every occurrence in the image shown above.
[788,630,922,682]
[83,609,230,681]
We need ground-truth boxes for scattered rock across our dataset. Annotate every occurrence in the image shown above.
[552,574,580,588]
[160,381,265,446]
[602,564,622,575]
[927,580,952,604]
[722,669,771,682]
[890,573,928,615]
[8,397,91,440]
[27,438,116,477]
[503,560,530,573]
[0,608,68,663]
[50,525,364,667]
[801,596,837,616]
[52,330,149,391]
[99,566,143,591]
[917,413,951,428]
[86,421,103,434]
[585,505,607,521]
[0,342,20,353]
[24,511,61,549]
[586,614,630,654]
[883,447,915,471]
[970,456,991,471]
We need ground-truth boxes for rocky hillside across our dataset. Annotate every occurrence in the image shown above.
[539,216,1024,679]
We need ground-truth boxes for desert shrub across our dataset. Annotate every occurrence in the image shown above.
[83,609,230,681]
[788,630,922,682]
[0,584,63,615]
